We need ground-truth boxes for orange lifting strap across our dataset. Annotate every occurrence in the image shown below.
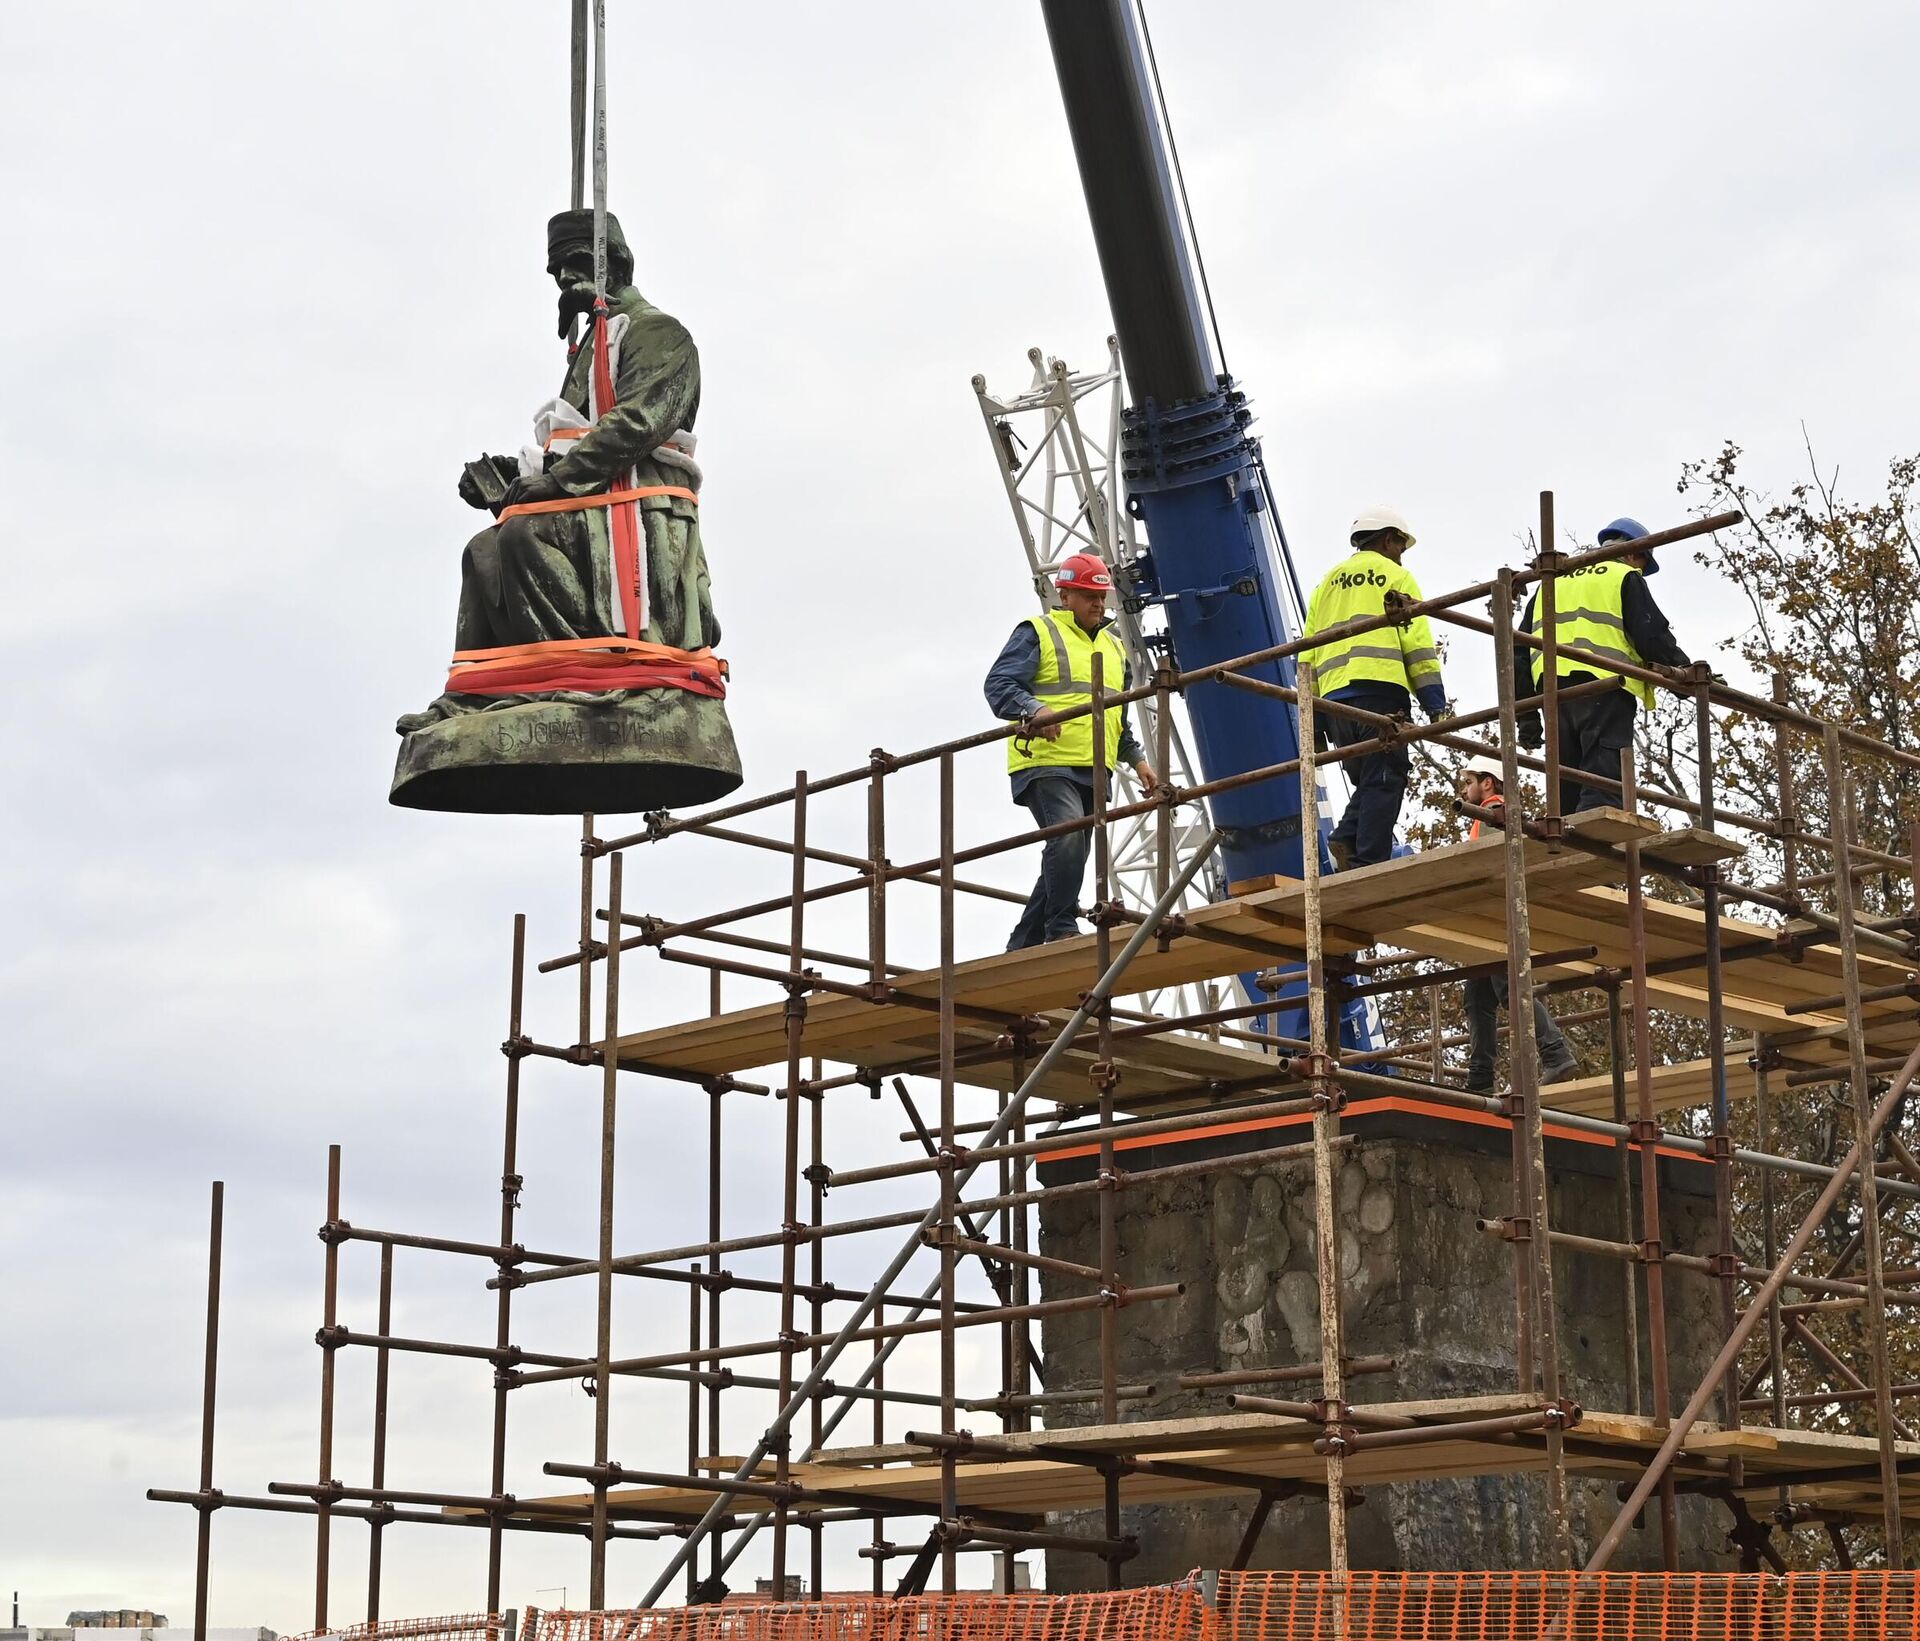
[447,636,727,699]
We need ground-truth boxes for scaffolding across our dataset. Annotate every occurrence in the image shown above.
[152,501,1920,1634]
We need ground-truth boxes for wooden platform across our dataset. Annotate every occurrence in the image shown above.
[611,810,1916,1118]
[495,1402,1920,1528]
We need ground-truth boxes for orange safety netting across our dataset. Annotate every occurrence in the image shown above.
[289,1614,512,1641]
[323,1575,1920,1641]
[1212,1570,1920,1640]
[523,1584,1207,1641]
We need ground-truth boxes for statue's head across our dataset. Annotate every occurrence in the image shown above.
[548,210,635,334]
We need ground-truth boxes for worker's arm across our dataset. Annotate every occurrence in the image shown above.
[1514,590,1541,703]
[1515,590,1543,747]
[1115,661,1155,786]
[1394,568,1448,717]
[1621,573,1692,669]
[984,623,1046,722]
[1302,576,1327,669]
[548,310,702,496]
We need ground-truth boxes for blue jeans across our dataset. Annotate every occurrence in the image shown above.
[1006,776,1094,950]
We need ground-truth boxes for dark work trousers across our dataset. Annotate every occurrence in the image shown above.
[1006,775,1095,950]
[1554,683,1640,814]
[1326,685,1412,867]
[1465,973,1576,1091]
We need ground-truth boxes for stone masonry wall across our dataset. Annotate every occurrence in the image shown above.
[1035,1127,1735,1587]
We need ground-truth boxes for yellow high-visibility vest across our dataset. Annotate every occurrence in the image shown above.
[1527,561,1654,707]
[1007,609,1128,776]
[1303,551,1444,695]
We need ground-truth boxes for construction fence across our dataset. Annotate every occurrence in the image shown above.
[299,1573,1920,1641]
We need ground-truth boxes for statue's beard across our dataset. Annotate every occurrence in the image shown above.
[557,280,599,339]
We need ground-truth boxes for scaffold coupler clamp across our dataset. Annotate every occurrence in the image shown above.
[1381,588,1415,627]
[801,1161,832,1189]
[501,1032,534,1060]
[1293,1052,1343,1110]
[1088,1057,1121,1093]
[638,809,672,845]
[314,1323,349,1351]
[1496,1213,1532,1245]
[318,1217,350,1246]
[1543,1397,1583,1429]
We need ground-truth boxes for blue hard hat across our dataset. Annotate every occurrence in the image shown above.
[1597,515,1657,573]
[1597,516,1649,544]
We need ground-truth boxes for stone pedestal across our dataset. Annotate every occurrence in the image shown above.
[1035,1107,1734,1583]
[389,690,741,815]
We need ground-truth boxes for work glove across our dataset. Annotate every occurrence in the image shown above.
[1517,715,1544,752]
[497,472,564,515]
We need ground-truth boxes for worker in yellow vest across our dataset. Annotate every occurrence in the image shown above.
[985,553,1158,950]
[1457,754,1580,1092]
[1303,506,1448,868]
[1515,517,1693,814]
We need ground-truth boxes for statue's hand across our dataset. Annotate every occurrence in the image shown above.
[459,454,521,512]
[499,472,564,514]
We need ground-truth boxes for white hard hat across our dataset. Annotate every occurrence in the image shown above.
[1464,753,1505,781]
[1351,505,1417,547]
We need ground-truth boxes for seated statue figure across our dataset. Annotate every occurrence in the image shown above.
[390,208,743,814]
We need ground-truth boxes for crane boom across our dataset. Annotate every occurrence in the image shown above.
[1040,3,1320,900]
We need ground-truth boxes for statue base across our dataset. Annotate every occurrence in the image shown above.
[389,690,743,815]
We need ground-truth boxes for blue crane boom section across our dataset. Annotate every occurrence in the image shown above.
[1038,0,1376,1051]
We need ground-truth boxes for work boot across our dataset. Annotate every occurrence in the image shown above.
[1327,838,1352,873]
[1463,1073,1494,1096]
[1540,1055,1582,1086]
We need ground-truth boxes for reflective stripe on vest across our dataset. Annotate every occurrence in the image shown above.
[1008,609,1127,776]
[1528,561,1653,707]
[1304,551,1444,695]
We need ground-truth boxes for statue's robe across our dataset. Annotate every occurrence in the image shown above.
[450,286,718,697]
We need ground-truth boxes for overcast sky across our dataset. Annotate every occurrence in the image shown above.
[4,0,1918,1630]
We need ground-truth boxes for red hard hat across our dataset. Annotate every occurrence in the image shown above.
[1055,553,1114,591]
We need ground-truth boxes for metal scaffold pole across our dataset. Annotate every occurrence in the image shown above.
[1295,662,1349,1613]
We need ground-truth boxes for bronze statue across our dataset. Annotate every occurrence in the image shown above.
[390,210,742,814]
